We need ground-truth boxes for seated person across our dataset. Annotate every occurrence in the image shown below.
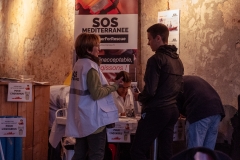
[49,85,70,130]
[111,71,135,160]
[112,71,135,117]
[48,85,70,160]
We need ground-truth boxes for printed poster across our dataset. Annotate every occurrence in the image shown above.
[0,117,26,137]
[7,83,32,102]
[107,128,131,143]
[107,121,133,143]
[158,10,180,54]
[74,0,139,82]
[75,14,138,49]
[106,118,138,143]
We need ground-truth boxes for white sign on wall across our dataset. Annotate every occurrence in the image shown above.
[7,83,32,102]
[0,117,26,137]
[158,9,180,54]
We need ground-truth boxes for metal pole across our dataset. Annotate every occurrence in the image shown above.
[153,138,158,160]
[0,140,5,160]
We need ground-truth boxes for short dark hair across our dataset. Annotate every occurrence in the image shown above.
[115,71,131,82]
[147,23,169,43]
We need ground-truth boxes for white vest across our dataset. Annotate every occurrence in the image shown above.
[65,58,119,138]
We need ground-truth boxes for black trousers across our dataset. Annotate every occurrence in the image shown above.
[48,130,62,160]
[130,106,179,160]
[72,128,106,160]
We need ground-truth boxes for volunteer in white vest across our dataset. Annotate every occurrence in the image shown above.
[65,33,122,160]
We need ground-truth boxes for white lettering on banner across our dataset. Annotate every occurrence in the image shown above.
[82,27,129,33]
[100,64,129,73]
[100,57,133,63]
[102,37,127,41]
[101,44,115,47]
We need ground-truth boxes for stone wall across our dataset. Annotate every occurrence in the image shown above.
[0,0,240,108]
[139,0,240,108]
[0,0,74,84]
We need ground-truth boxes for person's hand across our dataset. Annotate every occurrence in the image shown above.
[179,114,186,119]
[114,77,123,86]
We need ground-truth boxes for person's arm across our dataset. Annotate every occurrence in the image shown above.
[138,57,159,104]
[87,68,118,100]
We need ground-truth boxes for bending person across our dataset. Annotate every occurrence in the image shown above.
[176,75,225,150]
[65,33,122,160]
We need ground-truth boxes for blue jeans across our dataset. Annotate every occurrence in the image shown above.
[185,114,221,150]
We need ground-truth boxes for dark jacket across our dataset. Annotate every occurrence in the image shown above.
[176,75,225,123]
[138,45,184,111]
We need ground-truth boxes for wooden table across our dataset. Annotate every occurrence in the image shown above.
[0,82,50,160]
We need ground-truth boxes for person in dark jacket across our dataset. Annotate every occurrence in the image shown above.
[176,75,225,150]
[130,23,184,160]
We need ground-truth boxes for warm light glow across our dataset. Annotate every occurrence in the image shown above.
[2,0,75,76]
